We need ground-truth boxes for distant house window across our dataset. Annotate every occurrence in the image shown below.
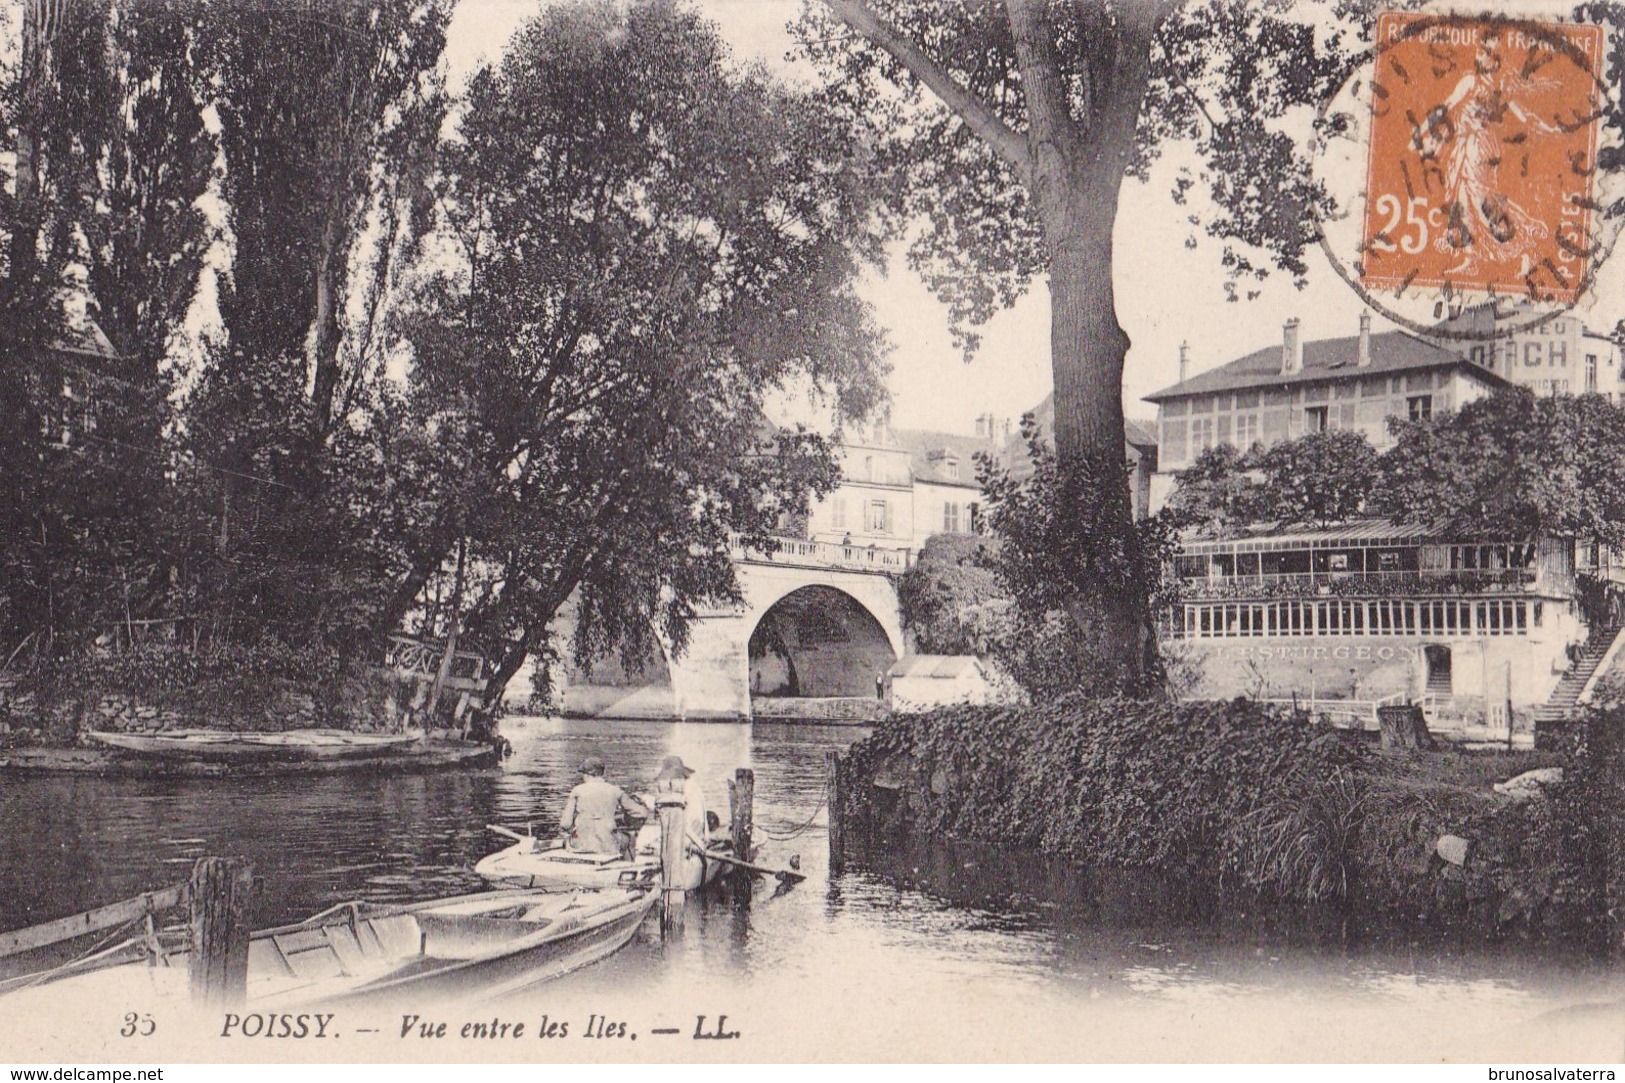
[968,502,980,533]
[867,500,888,532]
[943,502,961,533]
[1190,416,1215,453]
[1470,345,1486,367]
[944,456,960,481]
[863,455,875,481]
[1234,413,1259,448]
[1407,394,1433,421]
[1587,354,1599,392]
[1304,406,1329,433]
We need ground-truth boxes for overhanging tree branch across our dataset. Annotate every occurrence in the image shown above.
[822,0,1033,185]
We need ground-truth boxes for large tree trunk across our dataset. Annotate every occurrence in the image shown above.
[1008,0,1166,691]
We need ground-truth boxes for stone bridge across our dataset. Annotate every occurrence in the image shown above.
[557,537,907,721]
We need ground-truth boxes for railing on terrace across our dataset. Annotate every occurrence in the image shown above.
[1248,692,1407,731]
[1179,567,1539,601]
[729,535,912,572]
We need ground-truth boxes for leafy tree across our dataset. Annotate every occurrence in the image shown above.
[391,0,889,716]
[897,532,1007,655]
[0,0,215,652]
[1375,389,1625,545]
[174,0,452,657]
[197,0,450,435]
[1163,442,1261,535]
[978,416,1179,697]
[797,0,1362,691]
[1252,429,1377,527]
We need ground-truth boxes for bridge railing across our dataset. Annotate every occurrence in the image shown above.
[730,534,912,572]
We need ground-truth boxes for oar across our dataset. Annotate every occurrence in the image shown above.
[687,833,806,884]
[486,824,565,851]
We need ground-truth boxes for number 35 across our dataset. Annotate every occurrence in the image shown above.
[120,1012,156,1037]
[1371,194,1435,255]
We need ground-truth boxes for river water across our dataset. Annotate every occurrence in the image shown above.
[3,716,1625,1062]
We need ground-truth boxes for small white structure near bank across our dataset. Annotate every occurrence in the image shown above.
[888,654,1002,711]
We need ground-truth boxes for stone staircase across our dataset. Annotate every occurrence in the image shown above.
[1534,625,1623,730]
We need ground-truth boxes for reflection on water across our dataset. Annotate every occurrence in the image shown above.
[2,715,1624,1061]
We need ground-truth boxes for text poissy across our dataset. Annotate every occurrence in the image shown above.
[219,1013,335,1039]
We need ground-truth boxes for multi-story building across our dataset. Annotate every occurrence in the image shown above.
[1426,299,1622,399]
[894,421,998,551]
[1166,519,1587,736]
[1139,311,1618,739]
[802,417,917,551]
[1144,314,1511,513]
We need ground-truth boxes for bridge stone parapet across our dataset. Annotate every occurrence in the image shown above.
[560,538,908,722]
[728,535,911,575]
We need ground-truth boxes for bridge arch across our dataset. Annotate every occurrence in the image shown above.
[746,583,901,701]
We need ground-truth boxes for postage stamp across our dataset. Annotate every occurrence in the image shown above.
[1361,14,1602,306]
[1314,10,1624,338]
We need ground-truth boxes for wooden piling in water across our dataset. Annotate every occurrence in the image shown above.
[731,767,755,864]
[826,749,845,876]
[655,786,686,939]
[188,857,253,1008]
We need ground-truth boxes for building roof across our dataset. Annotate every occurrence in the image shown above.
[889,654,988,679]
[892,427,997,488]
[1176,516,1538,554]
[1144,329,1510,403]
[1003,393,1157,450]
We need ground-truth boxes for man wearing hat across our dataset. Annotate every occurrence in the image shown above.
[559,755,649,855]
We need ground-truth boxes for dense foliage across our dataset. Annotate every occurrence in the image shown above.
[1374,389,1625,544]
[842,698,1625,943]
[895,533,1006,656]
[1168,389,1625,542]
[973,417,1179,696]
[392,1,886,703]
[0,0,887,729]
[1167,429,1379,533]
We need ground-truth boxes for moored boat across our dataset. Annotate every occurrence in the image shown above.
[474,824,729,893]
[1,886,655,1009]
[87,728,422,762]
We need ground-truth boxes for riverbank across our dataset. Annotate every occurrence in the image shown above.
[834,696,1623,950]
[0,739,500,777]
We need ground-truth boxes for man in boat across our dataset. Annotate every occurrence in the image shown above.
[559,755,650,855]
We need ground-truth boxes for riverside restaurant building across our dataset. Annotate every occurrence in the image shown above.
[1166,519,1588,735]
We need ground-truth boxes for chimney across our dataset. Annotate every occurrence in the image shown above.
[974,415,987,439]
[1282,318,1303,375]
[1178,341,1190,384]
[1357,311,1372,368]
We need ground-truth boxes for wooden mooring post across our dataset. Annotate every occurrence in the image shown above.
[188,857,253,1008]
[826,749,845,876]
[730,767,755,864]
[655,785,686,939]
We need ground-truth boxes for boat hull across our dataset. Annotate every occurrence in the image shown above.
[87,729,421,762]
[474,835,727,893]
[0,887,655,1010]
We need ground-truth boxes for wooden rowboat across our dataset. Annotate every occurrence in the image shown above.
[1,887,655,1009]
[475,824,729,893]
[87,729,422,762]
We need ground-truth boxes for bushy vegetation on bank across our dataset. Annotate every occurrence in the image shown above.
[841,697,1625,947]
[0,645,401,747]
